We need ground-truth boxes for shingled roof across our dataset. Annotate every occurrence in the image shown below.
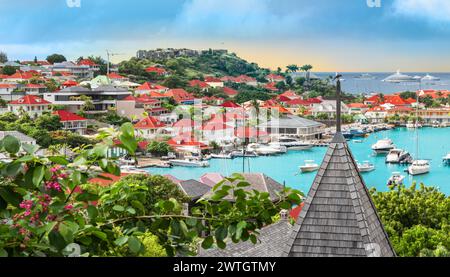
[282,133,396,257]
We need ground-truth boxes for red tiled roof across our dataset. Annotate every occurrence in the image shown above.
[53,110,87,122]
[0,84,16,89]
[62,80,79,87]
[145,67,167,75]
[367,106,386,112]
[108,73,126,79]
[5,71,37,80]
[205,76,222,83]
[348,103,368,108]
[78,59,97,66]
[89,173,129,186]
[266,74,285,80]
[134,116,165,129]
[265,82,278,91]
[220,101,241,108]
[285,99,313,106]
[9,95,51,105]
[189,80,210,88]
[166,89,195,103]
[222,87,238,96]
[137,82,168,91]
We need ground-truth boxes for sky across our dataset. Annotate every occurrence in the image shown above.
[1,0,450,72]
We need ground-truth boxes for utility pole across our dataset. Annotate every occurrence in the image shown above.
[106,50,124,75]
[334,73,343,133]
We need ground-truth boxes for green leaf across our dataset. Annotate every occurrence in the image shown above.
[22,143,39,155]
[71,171,81,186]
[112,205,125,212]
[75,192,99,202]
[279,201,291,210]
[114,236,129,246]
[48,156,70,165]
[16,155,34,163]
[186,218,197,227]
[5,162,22,176]
[131,200,145,212]
[0,248,8,257]
[250,234,257,244]
[126,207,136,215]
[92,231,107,241]
[201,236,214,249]
[2,135,20,154]
[128,236,141,254]
[0,187,22,207]
[49,230,67,251]
[236,221,247,240]
[87,205,98,220]
[32,165,45,187]
[216,240,226,249]
[215,226,228,241]
[288,193,301,203]
[162,200,175,211]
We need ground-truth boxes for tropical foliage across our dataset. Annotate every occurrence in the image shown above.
[0,123,302,257]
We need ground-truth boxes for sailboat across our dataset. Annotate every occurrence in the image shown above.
[408,90,430,176]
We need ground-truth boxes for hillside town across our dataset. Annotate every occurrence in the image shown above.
[1,49,450,259]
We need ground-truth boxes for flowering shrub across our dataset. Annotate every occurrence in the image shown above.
[0,123,302,257]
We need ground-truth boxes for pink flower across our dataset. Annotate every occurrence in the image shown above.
[64,205,73,211]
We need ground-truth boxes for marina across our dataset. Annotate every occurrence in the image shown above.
[147,127,450,195]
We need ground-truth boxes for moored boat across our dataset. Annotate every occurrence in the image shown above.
[443,153,450,165]
[357,161,375,173]
[231,150,258,157]
[372,139,395,154]
[408,160,430,175]
[387,172,405,186]
[386,149,410,164]
[120,165,148,174]
[210,152,234,159]
[299,160,320,173]
[169,159,210,167]
[277,137,314,150]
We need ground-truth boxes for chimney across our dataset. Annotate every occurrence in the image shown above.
[280,209,289,221]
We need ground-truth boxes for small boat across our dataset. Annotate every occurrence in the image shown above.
[267,142,288,154]
[154,162,172,168]
[421,74,440,83]
[442,153,450,165]
[277,137,314,150]
[299,160,320,173]
[349,129,366,138]
[372,139,395,154]
[355,73,376,80]
[387,172,405,186]
[342,132,354,139]
[169,159,210,167]
[357,161,375,173]
[352,139,364,143]
[210,152,234,159]
[120,165,148,174]
[247,143,283,155]
[386,149,410,164]
[231,150,258,158]
[406,121,422,129]
[408,160,430,176]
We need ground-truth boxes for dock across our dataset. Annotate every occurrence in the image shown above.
[136,157,171,168]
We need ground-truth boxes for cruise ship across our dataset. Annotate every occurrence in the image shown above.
[382,70,419,83]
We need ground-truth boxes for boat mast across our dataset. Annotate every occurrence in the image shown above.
[334,73,342,133]
[416,81,421,160]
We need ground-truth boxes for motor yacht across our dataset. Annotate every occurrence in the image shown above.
[355,73,376,80]
[299,160,320,173]
[231,150,258,157]
[277,137,314,150]
[357,161,375,173]
[267,142,288,153]
[386,149,410,164]
[382,70,418,83]
[119,165,148,174]
[247,143,283,155]
[210,152,234,159]
[169,159,210,167]
[421,74,440,83]
[443,153,450,165]
[408,160,430,175]
[387,172,405,186]
[371,139,395,154]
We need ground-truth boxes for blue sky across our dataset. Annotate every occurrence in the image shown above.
[1,0,450,71]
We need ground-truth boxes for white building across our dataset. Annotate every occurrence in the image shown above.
[8,95,52,117]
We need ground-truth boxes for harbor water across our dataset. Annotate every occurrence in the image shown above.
[147,127,450,195]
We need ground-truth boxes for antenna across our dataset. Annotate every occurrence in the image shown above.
[106,50,124,75]
[334,73,343,133]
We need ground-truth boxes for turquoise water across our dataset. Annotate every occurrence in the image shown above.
[147,127,450,195]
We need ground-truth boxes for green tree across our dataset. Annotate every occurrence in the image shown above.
[46,54,67,64]
[1,65,16,76]
[0,51,7,63]
[286,64,299,73]
[35,114,63,131]
[146,141,173,157]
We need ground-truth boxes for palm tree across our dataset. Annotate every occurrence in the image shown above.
[251,99,261,143]
[286,64,299,74]
[301,64,313,88]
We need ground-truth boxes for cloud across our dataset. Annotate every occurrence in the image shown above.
[392,0,450,22]
[167,0,307,39]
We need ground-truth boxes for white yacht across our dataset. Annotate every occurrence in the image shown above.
[371,139,395,154]
[386,149,410,164]
[406,121,422,129]
[355,73,376,80]
[120,165,148,174]
[387,172,405,186]
[443,153,450,164]
[382,70,418,83]
[357,161,375,173]
[277,137,314,150]
[421,74,440,83]
[231,150,258,157]
[408,160,430,176]
[299,160,320,173]
[267,142,288,153]
[169,159,210,167]
[210,152,234,159]
[247,143,284,155]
